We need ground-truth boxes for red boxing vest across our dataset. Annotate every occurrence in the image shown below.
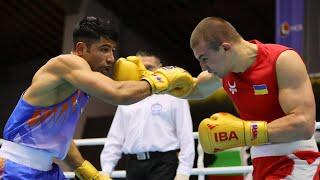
[223,40,292,122]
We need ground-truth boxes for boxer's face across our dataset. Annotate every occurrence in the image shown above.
[80,37,117,76]
[193,40,232,78]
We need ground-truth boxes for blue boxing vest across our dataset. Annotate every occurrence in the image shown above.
[3,90,89,159]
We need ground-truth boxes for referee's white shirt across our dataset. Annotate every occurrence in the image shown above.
[100,94,195,176]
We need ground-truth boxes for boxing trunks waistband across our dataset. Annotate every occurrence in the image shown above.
[251,135,318,159]
[0,140,53,171]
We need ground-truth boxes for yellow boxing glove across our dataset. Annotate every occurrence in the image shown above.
[198,112,268,154]
[142,66,194,97]
[113,56,148,81]
[75,160,111,180]
[114,56,194,97]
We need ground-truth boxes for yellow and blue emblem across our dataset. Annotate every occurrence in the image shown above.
[253,84,268,95]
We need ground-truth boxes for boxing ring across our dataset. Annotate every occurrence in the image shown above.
[62,122,320,179]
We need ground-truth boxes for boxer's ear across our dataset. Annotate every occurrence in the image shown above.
[74,42,87,56]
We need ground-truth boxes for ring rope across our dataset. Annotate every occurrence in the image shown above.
[64,166,254,178]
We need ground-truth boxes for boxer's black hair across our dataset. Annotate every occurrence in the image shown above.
[73,16,118,49]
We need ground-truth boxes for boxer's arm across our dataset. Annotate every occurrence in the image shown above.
[64,141,85,170]
[51,54,151,105]
[268,50,316,143]
[65,141,111,180]
[184,71,221,99]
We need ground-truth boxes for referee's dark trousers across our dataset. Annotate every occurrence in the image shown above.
[125,150,179,180]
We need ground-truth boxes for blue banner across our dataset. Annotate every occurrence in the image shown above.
[276,0,304,55]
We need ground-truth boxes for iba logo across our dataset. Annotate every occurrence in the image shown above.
[214,131,239,142]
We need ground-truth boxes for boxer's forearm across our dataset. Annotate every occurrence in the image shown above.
[111,81,151,105]
[267,113,315,143]
[184,71,221,100]
[65,141,110,179]
[64,141,85,170]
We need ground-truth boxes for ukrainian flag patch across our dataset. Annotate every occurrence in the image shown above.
[253,84,268,95]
